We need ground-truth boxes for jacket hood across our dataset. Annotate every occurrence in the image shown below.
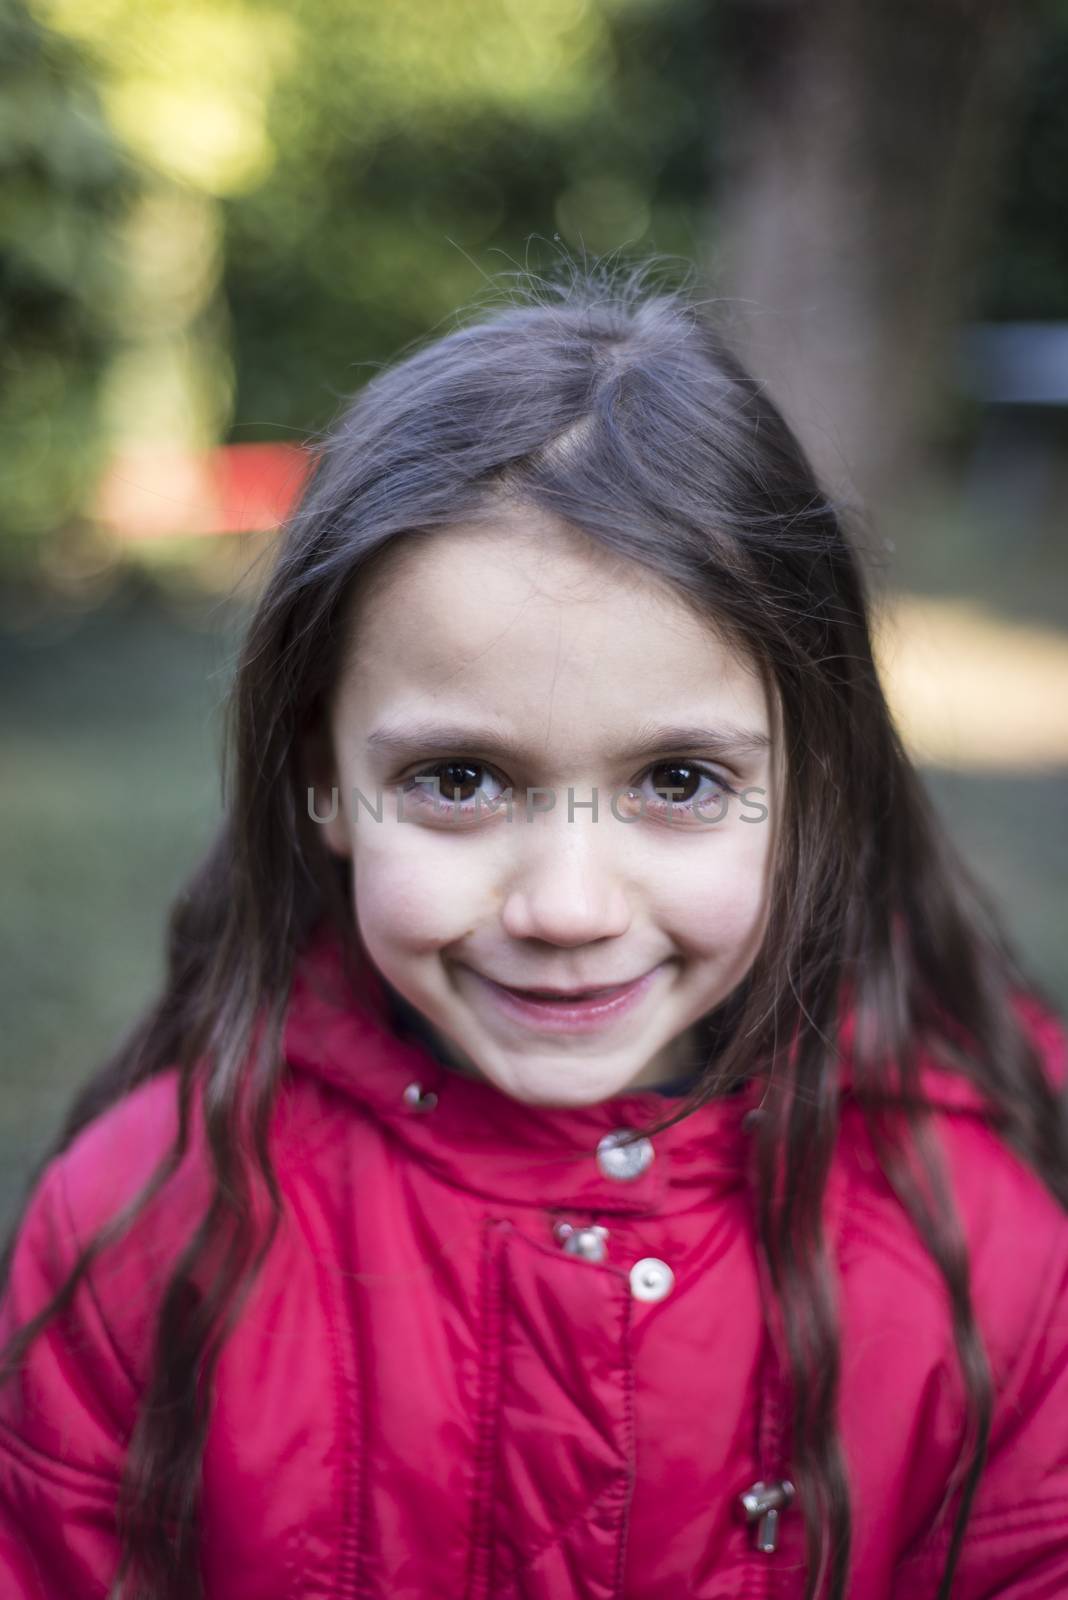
[280,917,1065,1213]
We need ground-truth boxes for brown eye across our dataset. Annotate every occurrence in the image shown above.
[438,762,483,803]
[649,762,702,803]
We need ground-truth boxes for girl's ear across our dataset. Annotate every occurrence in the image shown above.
[300,720,352,861]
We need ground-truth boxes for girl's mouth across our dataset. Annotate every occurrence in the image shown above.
[467,966,665,1034]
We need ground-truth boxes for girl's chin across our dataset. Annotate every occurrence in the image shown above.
[488,1079,631,1109]
[474,1052,658,1107]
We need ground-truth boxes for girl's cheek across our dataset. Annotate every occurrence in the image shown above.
[352,826,483,953]
[668,886,762,961]
[647,840,771,959]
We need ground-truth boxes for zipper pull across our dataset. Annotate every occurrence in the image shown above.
[736,1479,796,1552]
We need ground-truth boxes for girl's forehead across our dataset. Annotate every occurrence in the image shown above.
[347,514,753,672]
[356,510,648,613]
[335,518,773,750]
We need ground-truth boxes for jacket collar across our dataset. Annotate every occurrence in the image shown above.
[279,918,1039,1213]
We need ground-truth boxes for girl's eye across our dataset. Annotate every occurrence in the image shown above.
[639,760,736,821]
[432,762,483,803]
[400,760,507,821]
[398,757,736,826]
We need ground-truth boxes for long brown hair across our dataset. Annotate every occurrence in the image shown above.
[2,259,1066,1600]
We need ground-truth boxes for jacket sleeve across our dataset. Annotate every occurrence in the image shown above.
[893,1223,1068,1598]
[0,1156,131,1599]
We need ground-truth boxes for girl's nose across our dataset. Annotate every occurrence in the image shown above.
[499,829,632,946]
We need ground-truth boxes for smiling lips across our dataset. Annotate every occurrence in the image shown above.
[469,966,664,1034]
[507,979,638,998]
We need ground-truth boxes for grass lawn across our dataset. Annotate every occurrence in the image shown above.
[0,578,247,1228]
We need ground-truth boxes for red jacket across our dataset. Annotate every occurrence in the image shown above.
[2,920,1067,1598]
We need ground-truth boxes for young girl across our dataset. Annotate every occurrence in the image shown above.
[1,265,1066,1600]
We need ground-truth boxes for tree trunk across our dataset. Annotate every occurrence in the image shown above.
[711,0,1039,536]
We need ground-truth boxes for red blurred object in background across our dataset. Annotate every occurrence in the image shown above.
[95,443,315,542]
[213,443,314,534]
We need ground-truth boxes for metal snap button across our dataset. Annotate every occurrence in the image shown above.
[629,1256,674,1302]
[402,1081,438,1112]
[737,1479,796,1552]
[596,1130,654,1182]
[555,1223,608,1263]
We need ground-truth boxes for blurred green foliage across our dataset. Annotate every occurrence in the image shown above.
[0,0,133,570]
[221,0,713,438]
[3,0,1068,563]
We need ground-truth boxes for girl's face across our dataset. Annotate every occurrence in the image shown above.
[314,508,780,1108]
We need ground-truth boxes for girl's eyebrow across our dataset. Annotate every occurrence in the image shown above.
[366,719,771,765]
